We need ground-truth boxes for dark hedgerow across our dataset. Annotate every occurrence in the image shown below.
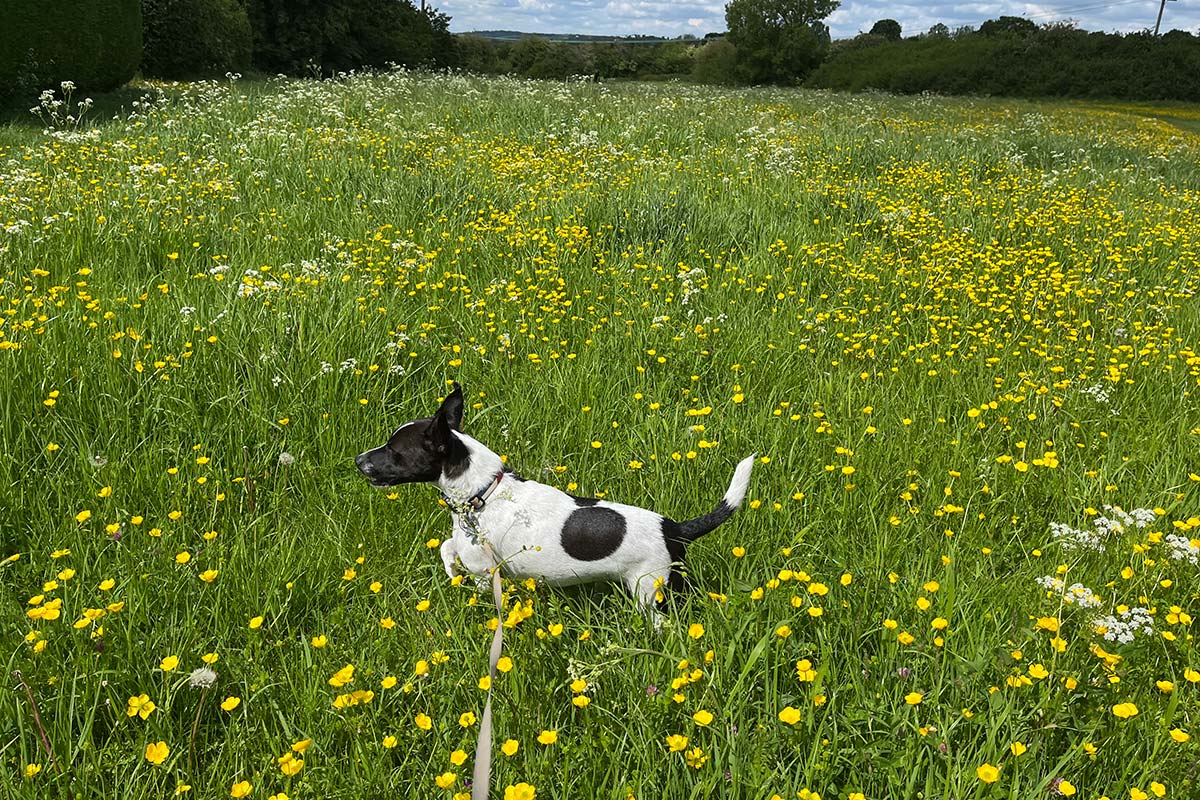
[140,0,253,80]
[1,0,141,101]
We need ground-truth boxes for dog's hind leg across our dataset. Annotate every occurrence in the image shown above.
[626,568,671,629]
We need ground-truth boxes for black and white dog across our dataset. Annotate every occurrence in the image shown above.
[355,382,755,612]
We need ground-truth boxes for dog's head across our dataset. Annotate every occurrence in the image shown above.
[355,382,469,487]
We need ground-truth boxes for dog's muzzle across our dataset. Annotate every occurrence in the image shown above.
[355,452,383,484]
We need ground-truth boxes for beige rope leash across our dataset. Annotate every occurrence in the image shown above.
[472,543,504,800]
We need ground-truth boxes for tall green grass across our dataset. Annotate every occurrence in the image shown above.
[1,73,1198,799]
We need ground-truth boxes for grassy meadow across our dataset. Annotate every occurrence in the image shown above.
[2,72,1200,800]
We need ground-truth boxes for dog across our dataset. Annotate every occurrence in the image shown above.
[355,382,755,613]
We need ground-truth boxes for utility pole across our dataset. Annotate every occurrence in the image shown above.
[1154,0,1176,36]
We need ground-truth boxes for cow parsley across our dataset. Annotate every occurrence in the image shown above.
[1164,534,1199,565]
[1093,607,1154,644]
[1049,522,1104,552]
[1036,576,1102,608]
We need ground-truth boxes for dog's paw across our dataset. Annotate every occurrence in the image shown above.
[439,539,461,579]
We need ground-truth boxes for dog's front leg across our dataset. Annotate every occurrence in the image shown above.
[440,538,461,579]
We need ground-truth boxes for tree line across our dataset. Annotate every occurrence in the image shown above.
[2,0,453,102]
[2,0,1199,104]
[809,17,1200,101]
[460,6,1200,103]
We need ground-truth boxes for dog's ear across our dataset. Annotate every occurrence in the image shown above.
[429,383,464,452]
[438,382,464,430]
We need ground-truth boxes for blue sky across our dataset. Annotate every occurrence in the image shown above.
[439,0,1200,40]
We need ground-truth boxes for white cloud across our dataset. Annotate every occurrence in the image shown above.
[444,0,1200,39]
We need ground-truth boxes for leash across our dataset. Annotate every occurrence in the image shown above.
[473,542,504,800]
[440,471,507,800]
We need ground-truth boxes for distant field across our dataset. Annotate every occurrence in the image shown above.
[2,73,1199,800]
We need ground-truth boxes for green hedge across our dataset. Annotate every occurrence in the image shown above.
[141,0,252,79]
[807,29,1200,101]
[1,0,142,100]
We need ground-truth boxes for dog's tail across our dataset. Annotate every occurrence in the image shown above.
[678,454,756,543]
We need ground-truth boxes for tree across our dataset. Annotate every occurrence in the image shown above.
[241,0,454,75]
[2,0,141,99]
[142,0,251,79]
[691,38,739,84]
[979,16,1038,37]
[456,34,500,73]
[926,23,949,38]
[725,0,838,83]
[869,19,902,41]
[506,37,587,80]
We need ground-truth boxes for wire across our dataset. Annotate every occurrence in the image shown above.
[1018,0,1155,20]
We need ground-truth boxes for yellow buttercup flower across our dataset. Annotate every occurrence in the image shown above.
[778,706,801,725]
[503,784,536,800]
[127,694,156,720]
[145,741,169,765]
[1112,702,1139,719]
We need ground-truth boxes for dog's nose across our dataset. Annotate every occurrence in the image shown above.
[355,453,372,475]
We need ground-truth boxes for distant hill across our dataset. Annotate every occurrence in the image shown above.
[459,30,702,45]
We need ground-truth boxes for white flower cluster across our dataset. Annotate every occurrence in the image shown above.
[1164,534,1199,565]
[1035,576,1102,608]
[1079,383,1111,404]
[1093,505,1156,535]
[1049,522,1105,552]
[1049,506,1157,553]
[678,266,706,307]
[1093,607,1154,644]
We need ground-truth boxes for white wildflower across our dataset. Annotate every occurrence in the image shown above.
[1164,534,1199,565]
[1036,576,1101,608]
[1049,521,1104,552]
[1079,383,1110,404]
[1035,575,1064,593]
[1065,583,1102,608]
[1093,607,1153,644]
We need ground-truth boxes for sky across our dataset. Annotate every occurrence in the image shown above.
[439,0,1200,40]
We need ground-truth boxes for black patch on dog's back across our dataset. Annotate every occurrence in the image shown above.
[571,495,600,507]
[561,507,625,561]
